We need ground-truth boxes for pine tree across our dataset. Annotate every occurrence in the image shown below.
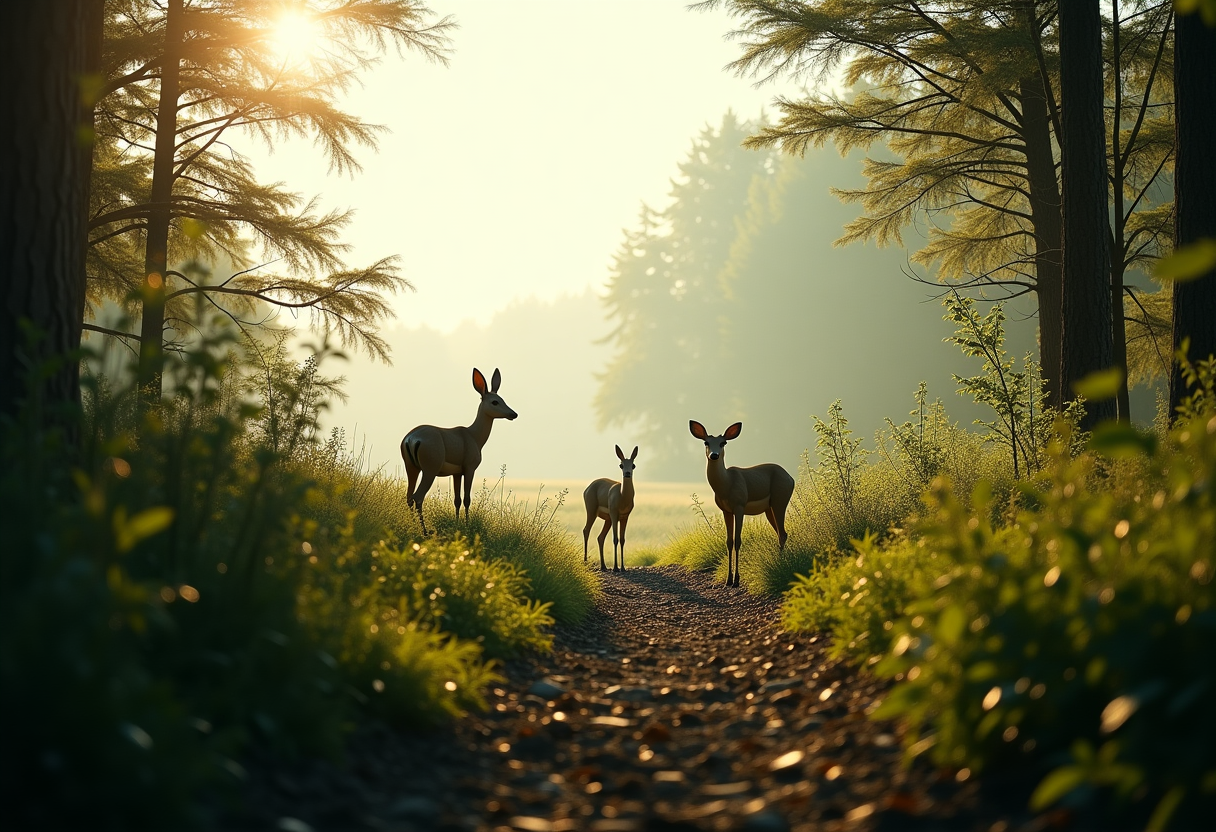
[1058,0,1116,428]
[0,1,99,425]
[597,114,772,478]
[85,0,453,399]
[700,0,1173,413]
[1169,3,1216,415]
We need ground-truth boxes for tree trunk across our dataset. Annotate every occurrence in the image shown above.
[1058,0,1116,429]
[136,0,184,404]
[1020,69,1064,411]
[1169,11,1216,417]
[0,2,92,429]
[1109,0,1131,422]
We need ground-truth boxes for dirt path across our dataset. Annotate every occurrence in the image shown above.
[226,567,1048,832]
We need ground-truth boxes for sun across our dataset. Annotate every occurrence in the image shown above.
[268,9,320,65]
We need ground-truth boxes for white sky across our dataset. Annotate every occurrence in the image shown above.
[247,0,804,333]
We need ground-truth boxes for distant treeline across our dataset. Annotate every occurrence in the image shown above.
[594,114,1042,480]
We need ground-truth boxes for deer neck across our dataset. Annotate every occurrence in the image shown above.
[706,454,731,497]
[467,406,494,448]
[620,474,635,509]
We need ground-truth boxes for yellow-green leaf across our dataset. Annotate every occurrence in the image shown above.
[1089,423,1157,459]
[1175,0,1216,27]
[1155,239,1216,282]
[1072,367,1124,401]
[1030,766,1086,810]
[939,605,966,647]
[115,506,175,552]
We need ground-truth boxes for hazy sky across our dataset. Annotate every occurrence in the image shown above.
[246,0,802,333]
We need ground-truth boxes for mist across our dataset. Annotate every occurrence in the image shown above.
[325,120,1042,484]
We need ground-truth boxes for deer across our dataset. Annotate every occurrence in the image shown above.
[582,445,638,572]
[688,421,794,587]
[400,368,518,534]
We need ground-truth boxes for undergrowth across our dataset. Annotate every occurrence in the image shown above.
[0,325,590,829]
[781,357,1216,829]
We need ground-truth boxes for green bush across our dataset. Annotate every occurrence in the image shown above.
[782,534,936,663]
[423,477,600,624]
[657,388,1011,597]
[1,331,561,827]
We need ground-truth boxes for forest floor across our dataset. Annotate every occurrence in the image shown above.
[222,566,1070,832]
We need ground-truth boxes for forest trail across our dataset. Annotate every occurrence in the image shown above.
[227,567,1043,832]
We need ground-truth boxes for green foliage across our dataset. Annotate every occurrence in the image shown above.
[424,477,600,625]
[88,0,454,359]
[790,387,1216,826]
[944,292,1053,478]
[659,386,1011,596]
[1,324,570,826]
[358,537,554,661]
[811,400,864,519]
[782,535,936,663]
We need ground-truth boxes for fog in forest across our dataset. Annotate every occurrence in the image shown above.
[325,118,1043,483]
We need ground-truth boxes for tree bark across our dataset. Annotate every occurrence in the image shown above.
[1169,10,1216,417]
[137,0,184,404]
[1058,0,1116,429]
[1109,0,1131,422]
[0,2,93,428]
[1020,69,1064,411]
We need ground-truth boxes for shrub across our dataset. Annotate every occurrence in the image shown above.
[1,330,557,827]
[862,409,1216,827]
[422,476,600,624]
[782,534,936,663]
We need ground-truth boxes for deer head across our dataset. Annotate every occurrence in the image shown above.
[615,444,638,479]
[689,420,741,461]
[472,367,517,420]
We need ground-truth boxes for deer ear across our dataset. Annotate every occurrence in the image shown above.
[724,422,743,440]
[615,444,625,460]
[491,368,502,393]
[630,445,638,460]
[689,420,707,440]
[472,368,487,394]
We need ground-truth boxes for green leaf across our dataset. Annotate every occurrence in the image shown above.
[1155,239,1216,282]
[939,605,966,646]
[1175,0,1216,27]
[1072,367,1124,401]
[1089,423,1157,459]
[965,660,999,681]
[1030,766,1087,810]
[1146,786,1186,832]
[115,506,175,552]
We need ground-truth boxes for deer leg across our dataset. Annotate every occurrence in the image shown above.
[405,463,420,510]
[611,512,621,572]
[582,513,595,564]
[773,504,789,551]
[722,509,734,586]
[597,518,611,571]
[452,474,463,519]
[462,472,474,521]
[733,512,745,587]
[413,471,438,535]
[618,514,629,572]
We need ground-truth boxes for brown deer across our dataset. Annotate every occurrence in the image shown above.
[688,421,793,587]
[400,368,517,534]
[582,445,638,571]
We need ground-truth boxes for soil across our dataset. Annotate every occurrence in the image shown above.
[219,566,1070,832]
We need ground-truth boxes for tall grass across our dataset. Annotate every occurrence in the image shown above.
[780,359,1216,829]
[1,327,592,829]
[657,390,1015,596]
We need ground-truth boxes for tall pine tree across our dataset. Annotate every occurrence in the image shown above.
[597,114,772,478]
[87,0,453,399]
